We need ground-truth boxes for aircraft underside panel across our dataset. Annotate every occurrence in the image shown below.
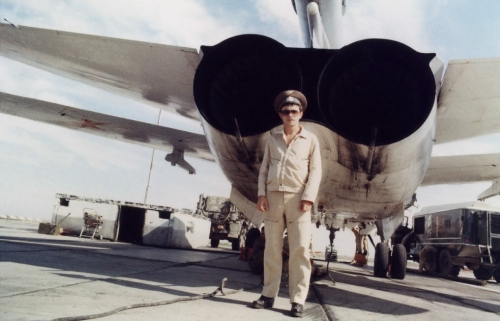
[202,104,436,225]
[422,153,500,185]
[436,57,500,144]
[0,92,213,161]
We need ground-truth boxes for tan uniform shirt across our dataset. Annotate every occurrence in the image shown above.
[258,125,322,203]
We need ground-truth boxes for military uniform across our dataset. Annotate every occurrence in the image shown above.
[258,125,322,304]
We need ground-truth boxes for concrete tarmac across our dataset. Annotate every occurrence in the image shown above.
[1,219,499,321]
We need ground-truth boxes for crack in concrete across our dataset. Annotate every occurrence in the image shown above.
[311,284,338,321]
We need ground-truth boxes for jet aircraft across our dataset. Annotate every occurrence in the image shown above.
[1,0,500,279]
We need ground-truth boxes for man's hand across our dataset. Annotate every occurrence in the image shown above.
[300,200,313,213]
[257,195,268,212]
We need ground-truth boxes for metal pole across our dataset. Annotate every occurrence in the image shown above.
[144,110,162,204]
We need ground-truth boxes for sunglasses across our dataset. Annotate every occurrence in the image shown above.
[280,109,301,116]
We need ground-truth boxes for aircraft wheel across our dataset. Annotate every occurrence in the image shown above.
[210,239,220,248]
[438,249,453,276]
[473,266,492,280]
[231,239,240,251]
[374,242,389,278]
[391,244,407,280]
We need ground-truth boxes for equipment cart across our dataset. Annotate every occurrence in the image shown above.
[79,208,104,240]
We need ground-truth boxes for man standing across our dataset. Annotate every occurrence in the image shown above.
[350,224,369,266]
[251,90,322,318]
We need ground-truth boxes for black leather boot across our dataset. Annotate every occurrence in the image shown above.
[291,302,304,317]
[251,295,275,309]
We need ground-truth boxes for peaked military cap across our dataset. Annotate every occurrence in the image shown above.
[274,90,307,113]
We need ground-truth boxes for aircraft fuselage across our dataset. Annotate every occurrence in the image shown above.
[193,34,444,230]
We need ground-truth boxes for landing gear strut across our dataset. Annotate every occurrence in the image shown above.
[325,226,339,285]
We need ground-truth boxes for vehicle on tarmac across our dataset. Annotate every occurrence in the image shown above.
[401,202,500,282]
[194,194,245,250]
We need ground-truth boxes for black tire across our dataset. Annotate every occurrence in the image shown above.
[450,265,460,277]
[492,268,500,283]
[420,245,438,274]
[400,231,414,254]
[210,239,220,248]
[231,239,240,251]
[438,249,453,276]
[473,266,492,280]
[245,228,261,248]
[391,244,407,280]
[374,242,389,278]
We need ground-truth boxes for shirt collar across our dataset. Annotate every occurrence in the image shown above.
[272,125,311,139]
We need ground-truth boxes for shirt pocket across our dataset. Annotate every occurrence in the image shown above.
[266,157,281,185]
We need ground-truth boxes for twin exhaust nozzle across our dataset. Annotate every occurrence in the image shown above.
[194,34,439,146]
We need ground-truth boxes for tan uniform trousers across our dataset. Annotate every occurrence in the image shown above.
[262,191,311,304]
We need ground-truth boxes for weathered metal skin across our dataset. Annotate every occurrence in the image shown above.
[201,102,436,231]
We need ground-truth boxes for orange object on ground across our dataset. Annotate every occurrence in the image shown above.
[351,253,368,266]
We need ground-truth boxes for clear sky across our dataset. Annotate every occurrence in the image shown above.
[1,0,500,222]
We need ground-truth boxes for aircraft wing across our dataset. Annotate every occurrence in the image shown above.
[0,92,214,162]
[435,57,500,144]
[0,23,200,120]
[421,153,500,186]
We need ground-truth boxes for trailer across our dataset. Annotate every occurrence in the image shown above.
[405,202,500,282]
